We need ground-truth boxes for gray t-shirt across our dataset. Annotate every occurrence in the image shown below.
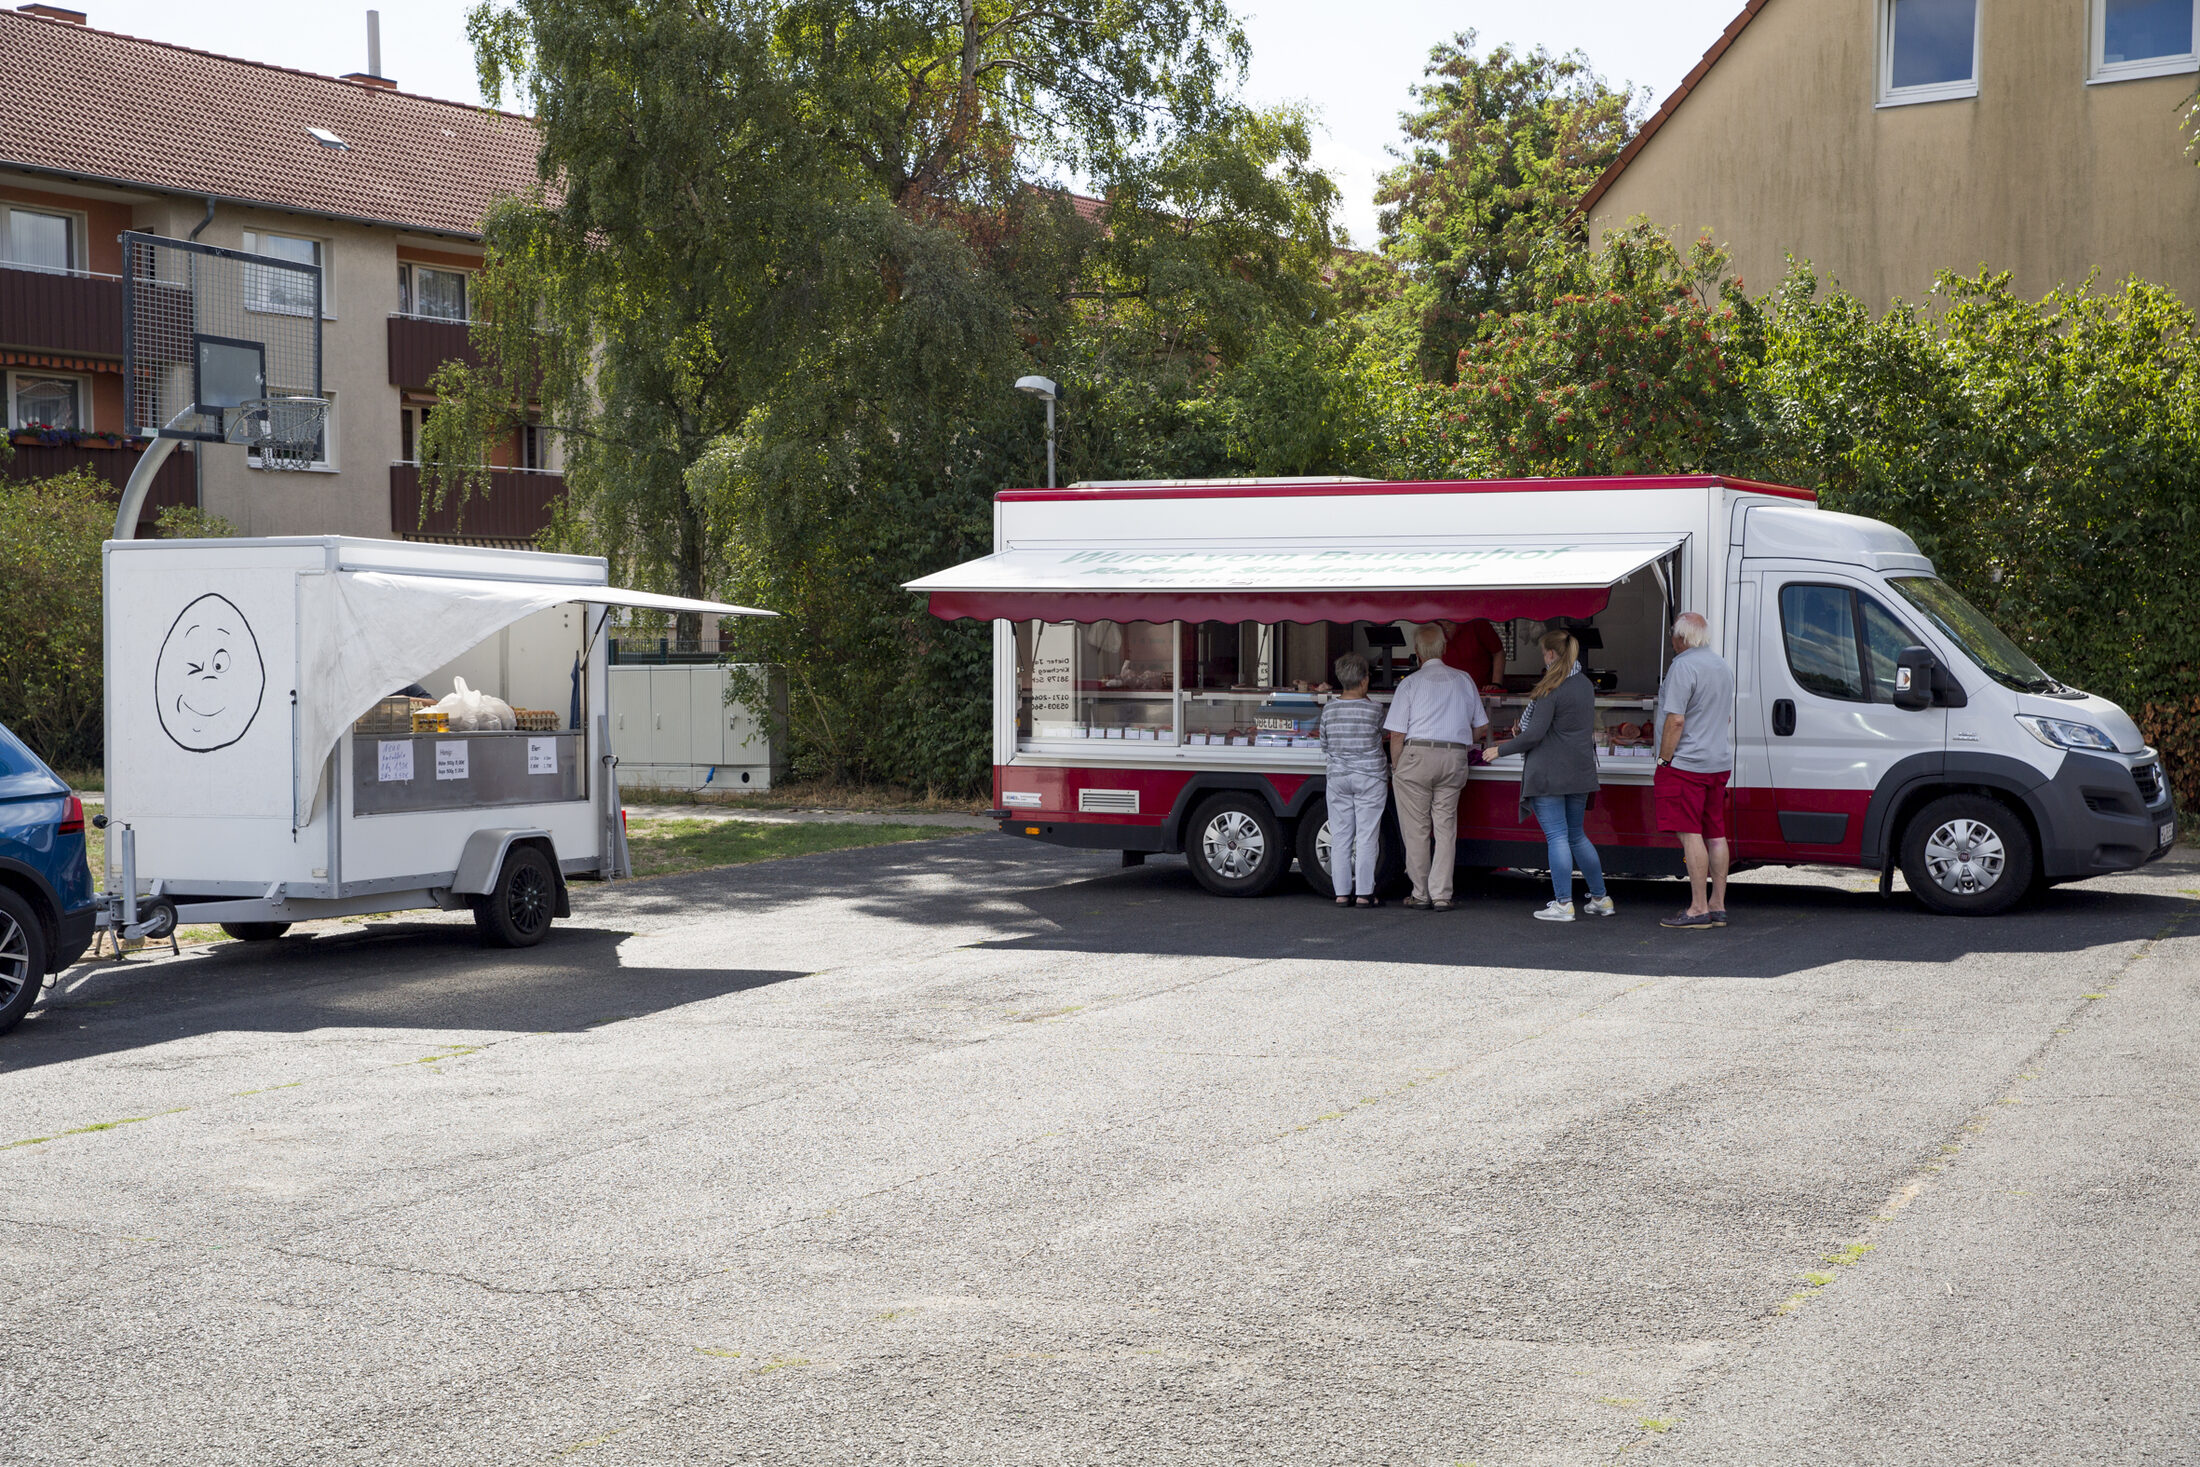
[1658,646,1735,774]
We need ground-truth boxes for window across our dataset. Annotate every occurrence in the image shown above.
[519,421,546,470]
[1015,620,1178,744]
[242,230,328,318]
[399,263,468,321]
[1886,575,2061,693]
[248,390,334,471]
[1,205,77,273]
[2092,0,2198,82]
[8,372,85,430]
[1779,584,1929,704]
[1879,0,1979,106]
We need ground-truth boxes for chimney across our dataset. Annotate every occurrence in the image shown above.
[16,5,90,22]
[342,10,395,89]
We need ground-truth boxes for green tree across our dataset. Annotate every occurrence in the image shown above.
[0,469,110,766]
[1373,30,1639,381]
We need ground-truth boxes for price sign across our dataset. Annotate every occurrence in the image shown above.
[435,740,470,781]
[527,737,558,776]
[376,740,414,783]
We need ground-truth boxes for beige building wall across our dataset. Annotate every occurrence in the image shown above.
[1588,0,2200,310]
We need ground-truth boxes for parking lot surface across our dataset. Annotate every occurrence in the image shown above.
[3,838,2196,1465]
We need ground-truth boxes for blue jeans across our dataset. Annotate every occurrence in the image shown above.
[1530,794,1607,905]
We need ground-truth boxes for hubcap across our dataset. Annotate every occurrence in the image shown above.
[1202,810,1268,881]
[1313,818,1333,879]
[1924,818,2006,895]
[0,909,28,1007]
[509,865,551,935]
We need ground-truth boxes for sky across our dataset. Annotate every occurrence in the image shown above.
[81,0,1744,246]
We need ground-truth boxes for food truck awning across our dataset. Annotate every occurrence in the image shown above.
[904,538,1684,624]
[295,570,773,825]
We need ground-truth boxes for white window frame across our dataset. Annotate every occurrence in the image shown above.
[247,389,337,473]
[2089,0,2200,83]
[6,369,91,431]
[0,202,86,274]
[1877,0,1982,108]
[398,261,472,322]
[241,229,335,320]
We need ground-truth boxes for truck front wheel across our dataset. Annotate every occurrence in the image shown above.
[1899,793,2036,916]
[475,844,557,948]
[1185,794,1288,898]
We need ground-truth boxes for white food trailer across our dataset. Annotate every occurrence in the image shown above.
[98,535,770,947]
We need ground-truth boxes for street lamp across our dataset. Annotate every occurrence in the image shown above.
[1015,374,1058,488]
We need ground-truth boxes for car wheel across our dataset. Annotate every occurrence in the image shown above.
[1900,794,2036,916]
[474,844,557,948]
[220,922,292,942]
[0,887,47,1036]
[1296,795,1407,899]
[1186,794,1288,898]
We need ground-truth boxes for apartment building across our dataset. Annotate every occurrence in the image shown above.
[0,3,560,542]
[1580,0,2200,310]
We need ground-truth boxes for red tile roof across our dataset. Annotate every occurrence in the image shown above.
[1572,0,1771,224]
[0,9,542,238]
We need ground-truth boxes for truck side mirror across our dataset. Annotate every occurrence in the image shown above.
[1893,647,1936,711]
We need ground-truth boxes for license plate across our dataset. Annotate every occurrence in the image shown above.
[2161,821,2177,848]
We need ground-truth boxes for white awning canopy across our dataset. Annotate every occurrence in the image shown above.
[295,570,773,824]
[906,538,1683,624]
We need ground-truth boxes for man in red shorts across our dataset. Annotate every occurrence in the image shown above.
[1654,612,1734,929]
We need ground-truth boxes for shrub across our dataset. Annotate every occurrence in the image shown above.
[0,469,109,766]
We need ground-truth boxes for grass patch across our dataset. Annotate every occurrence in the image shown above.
[622,817,963,878]
[627,778,985,815]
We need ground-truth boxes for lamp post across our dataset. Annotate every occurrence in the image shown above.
[1015,374,1058,488]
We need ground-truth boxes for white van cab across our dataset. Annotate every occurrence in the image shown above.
[906,475,2175,913]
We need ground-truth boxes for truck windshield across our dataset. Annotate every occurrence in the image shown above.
[1885,576,2060,694]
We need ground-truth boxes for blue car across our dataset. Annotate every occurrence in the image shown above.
[0,721,95,1034]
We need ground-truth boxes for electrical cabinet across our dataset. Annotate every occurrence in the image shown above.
[610,663,789,792]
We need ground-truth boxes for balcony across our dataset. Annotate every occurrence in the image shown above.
[0,263,124,356]
[3,438,194,535]
[386,312,480,387]
[390,462,563,545]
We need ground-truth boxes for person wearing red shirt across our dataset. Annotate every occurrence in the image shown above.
[1439,619,1506,689]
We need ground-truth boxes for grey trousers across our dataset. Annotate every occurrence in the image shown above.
[1391,743,1472,902]
[1326,765,1389,897]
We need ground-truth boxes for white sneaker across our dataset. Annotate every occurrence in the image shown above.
[1581,895,1616,918]
[1534,900,1576,923]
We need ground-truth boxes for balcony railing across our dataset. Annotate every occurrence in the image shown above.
[0,262,124,356]
[390,461,563,543]
[386,312,480,386]
[3,438,194,535]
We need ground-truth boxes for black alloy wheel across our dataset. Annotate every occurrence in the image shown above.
[475,844,557,948]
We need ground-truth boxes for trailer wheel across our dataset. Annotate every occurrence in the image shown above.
[475,844,556,948]
[0,887,47,1036]
[1185,794,1288,898]
[1295,796,1407,900]
[219,922,291,942]
[1899,793,2035,916]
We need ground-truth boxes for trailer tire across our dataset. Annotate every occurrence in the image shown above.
[1899,793,2035,916]
[474,844,556,948]
[1295,795,1407,900]
[1185,794,1288,898]
[219,922,291,942]
[0,886,47,1036]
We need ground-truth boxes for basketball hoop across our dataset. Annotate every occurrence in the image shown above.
[224,397,329,470]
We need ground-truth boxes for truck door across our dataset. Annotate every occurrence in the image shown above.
[1749,571,1947,861]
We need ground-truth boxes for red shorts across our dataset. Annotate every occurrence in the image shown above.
[1655,765,1731,840]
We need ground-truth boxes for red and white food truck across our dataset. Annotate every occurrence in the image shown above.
[905,475,2176,914]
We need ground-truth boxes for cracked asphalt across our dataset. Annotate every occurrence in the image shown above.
[3,836,2196,1465]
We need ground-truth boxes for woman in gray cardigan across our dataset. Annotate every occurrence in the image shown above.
[1475,629,1613,922]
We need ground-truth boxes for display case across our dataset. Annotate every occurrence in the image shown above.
[351,729,588,815]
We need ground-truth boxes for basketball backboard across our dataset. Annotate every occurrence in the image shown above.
[123,231,322,443]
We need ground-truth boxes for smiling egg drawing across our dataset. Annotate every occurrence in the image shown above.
[155,593,266,752]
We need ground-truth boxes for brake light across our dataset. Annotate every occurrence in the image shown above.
[620,807,628,831]
[58,795,84,837]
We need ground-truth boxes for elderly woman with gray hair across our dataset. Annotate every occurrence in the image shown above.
[1471,626,1613,922]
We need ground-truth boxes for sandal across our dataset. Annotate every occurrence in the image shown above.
[1356,896,1383,908]
[1431,900,1455,912]
[1334,895,1351,906]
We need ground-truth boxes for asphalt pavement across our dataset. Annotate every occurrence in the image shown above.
[2,838,2195,1465]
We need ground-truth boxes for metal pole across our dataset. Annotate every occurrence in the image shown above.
[1045,397,1056,489]
[112,407,199,541]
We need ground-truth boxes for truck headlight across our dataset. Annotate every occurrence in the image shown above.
[2015,715,2118,752]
